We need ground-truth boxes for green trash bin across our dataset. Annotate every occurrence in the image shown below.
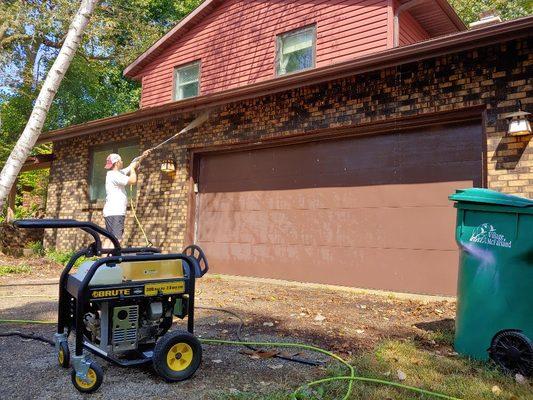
[449,188,533,376]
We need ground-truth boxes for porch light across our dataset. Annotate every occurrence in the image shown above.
[503,101,532,136]
[161,159,176,173]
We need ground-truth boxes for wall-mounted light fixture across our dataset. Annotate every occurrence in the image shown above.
[503,101,532,136]
[161,158,176,173]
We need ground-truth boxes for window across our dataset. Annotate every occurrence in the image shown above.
[173,62,200,100]
[276,26,316,76]
[89,141,139,201]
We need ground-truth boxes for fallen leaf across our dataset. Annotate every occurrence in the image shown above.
[491,385,502,396]
[239,349,279,359]
[397,370,407,381]
[314,314,326,322]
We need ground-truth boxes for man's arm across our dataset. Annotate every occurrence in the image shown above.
[127,163,138,184]
[122,150,152,176]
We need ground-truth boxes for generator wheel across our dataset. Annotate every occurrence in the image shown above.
[153,330,202,382]
[489,330,533,377]
[71,362,103,393]
[58,341,70,368]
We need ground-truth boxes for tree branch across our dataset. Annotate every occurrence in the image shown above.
[42,37,65,49]
[82,53,111,61]
[0,33,32,48]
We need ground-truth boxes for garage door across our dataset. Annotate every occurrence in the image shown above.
[196,122,483,295]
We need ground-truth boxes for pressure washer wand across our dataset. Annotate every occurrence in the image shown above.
[131,111,210,163]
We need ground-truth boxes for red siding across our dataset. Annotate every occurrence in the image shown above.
[399,10,430,45]
[139,0,391,108]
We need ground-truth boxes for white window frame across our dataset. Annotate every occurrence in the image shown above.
[276,25,317,76]
[173,61,201,101]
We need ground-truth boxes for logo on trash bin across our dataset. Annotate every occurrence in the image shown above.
[469,223,512,248]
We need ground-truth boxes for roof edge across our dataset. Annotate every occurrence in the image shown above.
[45,15,533,144]
[436,0,468,31]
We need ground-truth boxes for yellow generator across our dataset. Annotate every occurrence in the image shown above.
[15,219,208,393]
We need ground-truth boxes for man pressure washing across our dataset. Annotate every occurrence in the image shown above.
[100,112,209,247]
[103,150,151,245]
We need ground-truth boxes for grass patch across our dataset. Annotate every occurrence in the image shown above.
[212,390,292,400]
[323,340,530,400]
[27,241,45,256]
[44,249,94,270]
[45,249,75,265]
[427,329,455,346]
[214,339,531,400]
[0,264,31,276]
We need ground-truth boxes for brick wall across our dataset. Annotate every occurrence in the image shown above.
[45,37,533,251]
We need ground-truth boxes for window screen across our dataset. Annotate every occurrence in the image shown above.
[174,62,200,100]
[89,142,139,201]
[277,26,316,76]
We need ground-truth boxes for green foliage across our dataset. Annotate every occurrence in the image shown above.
[0,0,202,219]
[0,264,31,276]
[44,248,95,268]
[27,241,45,256]
[44,248,75,266]
[449,0,532,25]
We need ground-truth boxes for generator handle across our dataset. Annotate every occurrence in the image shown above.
[13,219,121,255]
[120,247,162,254]
[183,245,209,277]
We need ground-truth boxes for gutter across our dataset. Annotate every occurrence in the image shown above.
[393,0,429,48]
[39,15,533,144]
[393,0,467,48]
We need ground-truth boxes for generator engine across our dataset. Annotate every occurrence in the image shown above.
[83,297,182,354]
[72,258,191,356]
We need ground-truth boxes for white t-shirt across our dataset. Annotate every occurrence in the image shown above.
[103,167,131,217]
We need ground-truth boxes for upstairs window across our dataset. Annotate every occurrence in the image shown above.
[174,61,200,101]
[276,26,316,76]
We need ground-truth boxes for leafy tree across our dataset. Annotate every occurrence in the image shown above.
[0,0,202,218]
[449,0,532,25]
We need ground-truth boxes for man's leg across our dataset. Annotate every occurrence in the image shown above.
[104,215,125,248]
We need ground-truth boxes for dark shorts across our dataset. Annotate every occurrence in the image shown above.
[104,215,125,242]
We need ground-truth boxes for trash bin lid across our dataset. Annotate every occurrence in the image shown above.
[449,188,533,207]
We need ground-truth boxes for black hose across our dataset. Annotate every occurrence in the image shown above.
[0,282,58,287]
[197,306,323,367]
[0,330,54,346]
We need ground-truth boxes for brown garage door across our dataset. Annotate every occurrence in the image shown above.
[196,122,483,295]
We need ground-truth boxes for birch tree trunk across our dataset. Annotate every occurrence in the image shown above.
[0,0,99,211]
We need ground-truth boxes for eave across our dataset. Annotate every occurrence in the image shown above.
[40,16,533,145]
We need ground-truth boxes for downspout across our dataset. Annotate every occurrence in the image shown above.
[393,0,429,47]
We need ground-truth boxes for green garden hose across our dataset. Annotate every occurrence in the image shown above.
[0,317,463,400]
